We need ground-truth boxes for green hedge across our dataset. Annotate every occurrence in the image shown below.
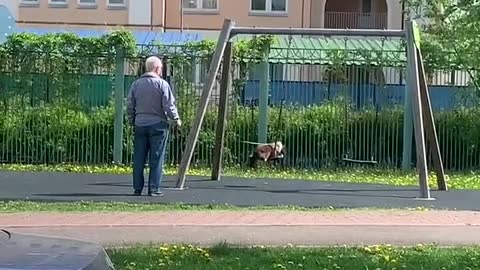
[1,95,480,171]
[2,31,479,172]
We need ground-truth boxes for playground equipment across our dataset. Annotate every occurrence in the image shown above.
[173,19,447,200]
[0,230,115,270]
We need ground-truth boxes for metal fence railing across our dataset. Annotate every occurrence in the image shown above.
[1,41,480,171]
[324,12,388,29]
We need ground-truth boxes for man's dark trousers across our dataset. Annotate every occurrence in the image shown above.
[132,121,169,194]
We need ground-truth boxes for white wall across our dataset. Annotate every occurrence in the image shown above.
[128,0,151,25]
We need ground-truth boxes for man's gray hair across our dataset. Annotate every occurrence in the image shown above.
[145,56,162,72]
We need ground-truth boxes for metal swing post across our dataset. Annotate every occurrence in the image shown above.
[405,20,432,200]
[176,20,444,197]
[174,19,235,190]
[211,41,234,181]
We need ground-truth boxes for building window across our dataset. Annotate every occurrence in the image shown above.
[48,0,68,6]
[362,0,372,13]
[182,0,218,10]
[19,0,39,6]
[250,0,287,13]
[107,0,126,7]
[78,0,97,7]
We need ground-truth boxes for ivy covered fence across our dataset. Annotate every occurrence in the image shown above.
[0,30,479,171]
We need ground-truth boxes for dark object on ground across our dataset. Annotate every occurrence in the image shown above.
[0,230,115,270]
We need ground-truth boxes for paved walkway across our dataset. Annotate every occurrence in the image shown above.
[2,210,480,246]
[3,210,480,227]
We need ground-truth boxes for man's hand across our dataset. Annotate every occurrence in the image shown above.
[173,118,182,128]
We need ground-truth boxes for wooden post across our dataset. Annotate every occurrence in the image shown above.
[113,46,125,164]
[406,21,432,200]
[211,42,233,181]
[174,19,235,190]
[416,47,448,191]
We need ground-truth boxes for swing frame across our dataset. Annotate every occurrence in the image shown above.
[172,19,447,200]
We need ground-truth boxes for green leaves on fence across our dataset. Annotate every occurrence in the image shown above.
[2,100,480,170]
[1,30,137,56]
[1,29,480,171]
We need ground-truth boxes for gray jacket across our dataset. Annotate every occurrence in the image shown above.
[126,73,179,127]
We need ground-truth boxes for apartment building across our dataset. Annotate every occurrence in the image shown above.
[0,0,405,39]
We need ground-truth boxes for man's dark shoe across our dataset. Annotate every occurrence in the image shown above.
[148,190,164,197]
[134,190,142,196]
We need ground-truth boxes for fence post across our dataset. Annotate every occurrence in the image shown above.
[258,43,270,143]
[113,46,125,164]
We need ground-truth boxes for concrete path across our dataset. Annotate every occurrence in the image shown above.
[2,210,480,247]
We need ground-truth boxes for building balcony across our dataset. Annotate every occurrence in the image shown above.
[324,12,388,29]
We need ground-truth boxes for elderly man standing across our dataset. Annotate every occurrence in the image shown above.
[126,56,181,197]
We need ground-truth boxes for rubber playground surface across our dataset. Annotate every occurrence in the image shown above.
[1,171,480,210]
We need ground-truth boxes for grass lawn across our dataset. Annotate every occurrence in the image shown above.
[1,163,480,190]
[0,200,431,213]
[107,244,480,270]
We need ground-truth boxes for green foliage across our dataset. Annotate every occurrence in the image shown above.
[0,31,276,99]
[142,35,276,114]
[1,99,480,171]
[0,30,139,116]
[0,99,114,164]
[1,28,479,173]
[1,29,137,56]
[115,245,212,269]
[109,244,480,270]
[404,0,480,85]
[234,34,276,62]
